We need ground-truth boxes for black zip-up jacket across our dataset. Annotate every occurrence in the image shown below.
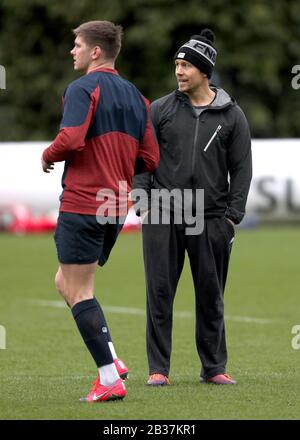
[133,87,252,224]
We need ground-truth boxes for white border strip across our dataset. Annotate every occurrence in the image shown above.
[31,300,275,324]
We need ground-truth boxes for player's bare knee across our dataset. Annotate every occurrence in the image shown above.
[54,271,65,297]
[67,291,94,308]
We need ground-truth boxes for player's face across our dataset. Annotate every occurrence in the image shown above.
[175,60,206,95]
[70,36,93,72]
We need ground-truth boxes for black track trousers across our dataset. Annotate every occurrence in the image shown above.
[142,216,235,379]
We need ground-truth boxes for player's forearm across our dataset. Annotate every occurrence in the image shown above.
[138,129,160,173]
[42,127,85,163]
[136,151,159,174]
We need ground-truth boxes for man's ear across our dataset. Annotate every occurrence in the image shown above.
[91,46,102,60]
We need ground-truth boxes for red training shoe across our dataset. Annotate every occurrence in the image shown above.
[147,373,170,386]
[201,373,237,385]
[80,377,126,402]
[114,358,129,380]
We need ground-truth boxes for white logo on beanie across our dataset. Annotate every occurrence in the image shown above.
[177,52,185,59]
[181,39,216,65]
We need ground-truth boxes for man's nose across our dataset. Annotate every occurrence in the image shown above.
[176,66,183,75]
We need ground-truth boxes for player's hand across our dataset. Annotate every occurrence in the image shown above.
[226,218,235,228]
[41,157,54,173]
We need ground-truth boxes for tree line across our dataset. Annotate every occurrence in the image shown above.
[0,0,299,140]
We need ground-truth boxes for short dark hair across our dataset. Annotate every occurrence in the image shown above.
[73,20,123,60]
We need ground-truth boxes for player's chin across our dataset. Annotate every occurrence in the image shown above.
[73,61,81,70]
[178,84,189,93]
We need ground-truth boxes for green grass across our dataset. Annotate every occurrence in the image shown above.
[1,226,300,419]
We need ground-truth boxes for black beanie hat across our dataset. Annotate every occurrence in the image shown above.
[174,29,217,79]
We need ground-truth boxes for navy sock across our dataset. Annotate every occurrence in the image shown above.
[94,297,112,342]
[71,298,113,367]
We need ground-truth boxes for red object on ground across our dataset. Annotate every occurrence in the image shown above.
[0,204,56,234]
[0,204,140,234]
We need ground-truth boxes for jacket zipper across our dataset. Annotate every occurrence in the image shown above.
[203,124,222,152]
[191,116,200,182]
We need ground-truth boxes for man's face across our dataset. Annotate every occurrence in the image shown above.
[70,35,93,72]
[175,59,206,94]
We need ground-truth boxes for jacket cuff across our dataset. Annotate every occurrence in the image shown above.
[225,207,244,225]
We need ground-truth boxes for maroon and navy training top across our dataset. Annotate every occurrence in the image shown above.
[43,67,159,215]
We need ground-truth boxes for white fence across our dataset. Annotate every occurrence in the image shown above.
[0,140,300,224]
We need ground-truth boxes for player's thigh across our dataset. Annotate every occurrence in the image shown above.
[60,262,98,291]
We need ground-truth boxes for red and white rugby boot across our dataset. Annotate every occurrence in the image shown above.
[114,358,129,380]
[80,377,126,403]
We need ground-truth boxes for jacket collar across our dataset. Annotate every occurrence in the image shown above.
[175,87,235,110]
[87,67,119,75]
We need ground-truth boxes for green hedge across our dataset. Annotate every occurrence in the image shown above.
[0,0,299,140]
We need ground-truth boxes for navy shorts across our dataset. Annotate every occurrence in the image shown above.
[54,212,123,266]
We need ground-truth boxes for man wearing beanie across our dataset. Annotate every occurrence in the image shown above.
[133,29,252,386]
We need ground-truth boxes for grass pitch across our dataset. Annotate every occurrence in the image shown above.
[0,226,300,420]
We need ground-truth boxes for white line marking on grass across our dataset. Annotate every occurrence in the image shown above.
[225,315,274,324]
[31,300,275,324]
[32,299,67,308]
[103,306,145,316]
[0,375,95,381]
